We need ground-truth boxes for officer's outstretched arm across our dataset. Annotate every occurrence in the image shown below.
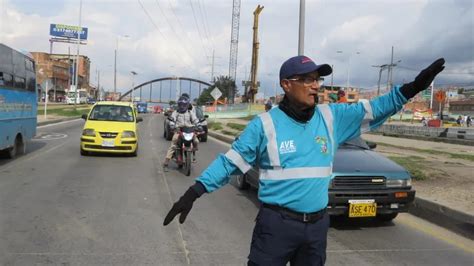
[163,118,263,226]
[330,58,445,144]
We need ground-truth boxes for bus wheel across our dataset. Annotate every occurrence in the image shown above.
[7,135,24,159]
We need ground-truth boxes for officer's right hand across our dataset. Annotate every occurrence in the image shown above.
[163,186,200,225]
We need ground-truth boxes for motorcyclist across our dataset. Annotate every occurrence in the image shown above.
[163,96,200,172]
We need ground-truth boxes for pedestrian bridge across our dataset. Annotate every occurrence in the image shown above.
[118,77,212,103]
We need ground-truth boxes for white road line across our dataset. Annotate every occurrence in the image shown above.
[0,140,69,172]
[37,118,82,129]
[149,115,191,265]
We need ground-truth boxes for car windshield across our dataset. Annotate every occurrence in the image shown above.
[195,106,204,119]
[340,137,370,150]
[88,105,134,122]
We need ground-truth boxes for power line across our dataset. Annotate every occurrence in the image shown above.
[136,0,195,72]
[398,65,474,75]
[199,0,215,51]
[197,0,214,50]
[153,0,196,64]
[188,0,210,60]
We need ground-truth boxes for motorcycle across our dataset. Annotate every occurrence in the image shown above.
[171,126,202,176]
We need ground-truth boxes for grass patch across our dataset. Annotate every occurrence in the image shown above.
[387,156,428,181]
[38,107,90,117]
[376,142,474,162]
[241,115,256,121]
[208,121,223,131]
[221,130,239,137]
[227,122,246,132]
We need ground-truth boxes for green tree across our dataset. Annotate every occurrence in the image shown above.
[197,75,237,105]
[169,100,176,105]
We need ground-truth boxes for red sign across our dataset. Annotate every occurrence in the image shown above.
[435,91,446,103]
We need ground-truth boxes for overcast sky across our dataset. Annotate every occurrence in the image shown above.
[1,0,473,100]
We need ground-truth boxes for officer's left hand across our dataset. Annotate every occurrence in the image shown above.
[413,58,445,92]
[401,58,445,99]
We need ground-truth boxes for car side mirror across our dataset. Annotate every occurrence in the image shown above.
[136,117,143,123]
[81,114,88,120]
[367,142,377,149]
[204,115,209,118]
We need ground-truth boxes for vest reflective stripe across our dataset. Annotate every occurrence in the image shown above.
[225,149,252,173]
[260,166,332,180]
[317,104,335,156]
[259,112,281,167]
[359,99,374,133]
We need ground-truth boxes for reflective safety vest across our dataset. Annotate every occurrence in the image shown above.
[197,88,407,213]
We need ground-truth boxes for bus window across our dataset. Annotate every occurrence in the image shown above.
[14,76,26,90]
[0,72,14,87]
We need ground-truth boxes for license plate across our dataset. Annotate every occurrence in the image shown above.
[102,140,115,147]
[348,199,377,217]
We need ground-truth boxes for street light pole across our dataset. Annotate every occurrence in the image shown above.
[298,0,305,55]
[114,35,129,94]
[130,71,137,103]
[74,0,82,108]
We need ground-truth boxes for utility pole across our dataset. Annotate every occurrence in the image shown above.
[298,0,305,55]
[211,49,215,82]
[249,5,264,103]
[330,64,334,90]
[372,64,388,96]
[387,46,394,90]
[74,0,83,108]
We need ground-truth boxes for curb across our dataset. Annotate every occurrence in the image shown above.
[37,117,81,127]
[408,198,474,240]
[208,130,474,239]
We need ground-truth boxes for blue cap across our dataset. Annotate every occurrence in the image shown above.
[279,55,332,81]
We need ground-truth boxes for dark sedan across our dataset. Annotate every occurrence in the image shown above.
[235,137,415,222]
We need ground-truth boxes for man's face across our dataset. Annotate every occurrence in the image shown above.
[281,72,322,108]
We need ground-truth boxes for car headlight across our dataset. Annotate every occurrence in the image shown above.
[386,178,411,188]
[82,129,96,136]
[122,131,136,138]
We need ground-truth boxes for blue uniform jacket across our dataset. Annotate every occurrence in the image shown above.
[196,87,408,213]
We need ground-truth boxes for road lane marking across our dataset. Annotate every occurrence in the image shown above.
[397,214,474,253]
[33,132,68,140]
[149,114,191,265]
[0,141,69,172]
[37,118,82,129]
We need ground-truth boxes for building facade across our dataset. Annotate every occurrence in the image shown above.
[31,52,94,102]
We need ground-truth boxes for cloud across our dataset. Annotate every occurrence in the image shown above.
[1,0,473,100]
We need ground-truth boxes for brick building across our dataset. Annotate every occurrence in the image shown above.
[31,52,93,102]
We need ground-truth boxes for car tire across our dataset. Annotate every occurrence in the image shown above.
[236,174,250,190]
[376,213,398,222]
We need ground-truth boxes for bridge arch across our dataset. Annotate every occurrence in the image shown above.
[119,76,212,102]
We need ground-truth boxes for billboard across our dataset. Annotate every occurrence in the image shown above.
[50,24,88,40]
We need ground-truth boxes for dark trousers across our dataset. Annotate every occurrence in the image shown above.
[248,206,329,266]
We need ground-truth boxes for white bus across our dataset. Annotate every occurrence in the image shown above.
[66,88,88,104]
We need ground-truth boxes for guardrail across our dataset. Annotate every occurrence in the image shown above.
[374,124,474,144]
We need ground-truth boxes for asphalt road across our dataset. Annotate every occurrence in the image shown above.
[0,114,472,265]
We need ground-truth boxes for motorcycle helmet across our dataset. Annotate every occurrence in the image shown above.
[177,96,190,113]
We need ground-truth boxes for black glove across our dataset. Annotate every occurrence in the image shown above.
[400,58,445,99]
[163,182,207,226]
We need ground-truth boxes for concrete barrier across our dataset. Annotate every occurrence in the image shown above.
[375,124,474,145]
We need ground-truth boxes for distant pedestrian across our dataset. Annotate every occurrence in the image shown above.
[456,115,462,126]
[466,116,472,127]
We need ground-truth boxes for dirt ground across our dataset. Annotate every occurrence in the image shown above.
[372,144,474,214]
[213,118,474,215]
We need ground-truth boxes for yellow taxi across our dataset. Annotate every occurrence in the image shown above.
[80,101,143,156]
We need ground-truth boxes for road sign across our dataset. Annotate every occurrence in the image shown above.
[210,87,222,100]
[435,91,446,103]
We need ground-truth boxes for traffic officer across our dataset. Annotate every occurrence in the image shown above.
[163,55,445,265]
